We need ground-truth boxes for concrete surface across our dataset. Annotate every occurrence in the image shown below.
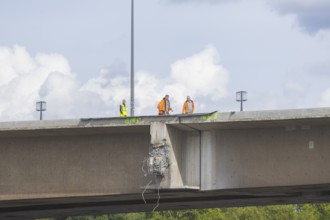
[1,107,330,219]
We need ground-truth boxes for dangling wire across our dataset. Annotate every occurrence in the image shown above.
[152,184,160,212]
[142,157,148,177]
[142,179,152,204]
[142,143,169,212]
[152,176,161,212]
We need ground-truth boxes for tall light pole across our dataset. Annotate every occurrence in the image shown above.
[36,101,46,120]
[236,91,247,112]
[130,0,135,116]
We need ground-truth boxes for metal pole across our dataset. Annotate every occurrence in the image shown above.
[40,110,42,120]
[240,92,243,112]
[130,0,135,116]
[40,102,43,120]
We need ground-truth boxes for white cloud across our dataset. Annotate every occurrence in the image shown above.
[0,46,34,86]
[134,71,160,114]
[39,72,78,118]
[150,44,230,114]
[0,45,106,121]
[83,45,229,115]
[0,45,229,120]
[168,45,229,102]
[0,45,72,120]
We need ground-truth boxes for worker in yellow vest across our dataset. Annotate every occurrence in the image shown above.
[120,99,127,117]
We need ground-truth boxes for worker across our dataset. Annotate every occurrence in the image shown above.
[120,99,127,117]
[157,95,172,115]
[182,96,195,114]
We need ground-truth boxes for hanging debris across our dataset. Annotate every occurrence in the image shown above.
[147,143,169,177]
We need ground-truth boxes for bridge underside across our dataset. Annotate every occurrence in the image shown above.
[1,184,330,219]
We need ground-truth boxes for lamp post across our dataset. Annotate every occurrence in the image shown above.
[236,91,247,112]
[36,101,46,120]
[130,0,135,116]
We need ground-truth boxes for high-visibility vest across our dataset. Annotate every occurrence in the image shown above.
[120,104,127,117]
[158,98,172,115]
[182,100,195,114]
[157,99,166,114]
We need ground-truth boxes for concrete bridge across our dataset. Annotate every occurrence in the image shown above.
[1,108,330,219]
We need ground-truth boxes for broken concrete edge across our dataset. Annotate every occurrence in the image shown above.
[0,107,330,132]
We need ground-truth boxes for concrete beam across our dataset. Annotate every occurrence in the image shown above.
[1,107,330,219]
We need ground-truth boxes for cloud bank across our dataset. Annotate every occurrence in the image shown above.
[267,0,330,33]
[0,45,229,121]
[83,44,230,115]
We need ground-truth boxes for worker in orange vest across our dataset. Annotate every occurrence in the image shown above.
[157,95,172,115]
[182,96,195,114]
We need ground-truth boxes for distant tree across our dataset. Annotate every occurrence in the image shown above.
[222,206,265,220]
[197,209,225,220]
[36,203,330,220]
[312,203,330,220]
[260,205,296,220]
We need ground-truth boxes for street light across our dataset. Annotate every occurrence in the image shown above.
[130,0,135,116]
[36,101,46,120]
[236,91,247,112]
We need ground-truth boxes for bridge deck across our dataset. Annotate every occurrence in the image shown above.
[1,107,330,219]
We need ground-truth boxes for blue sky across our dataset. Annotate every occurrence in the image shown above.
[0,0,330,120]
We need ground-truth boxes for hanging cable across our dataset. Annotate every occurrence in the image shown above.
[142,179,153,204]
[142,157,148,177]
[142,142,169,211]
[152,177,160,212]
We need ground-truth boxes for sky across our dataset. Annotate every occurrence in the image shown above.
[0,0,330,121]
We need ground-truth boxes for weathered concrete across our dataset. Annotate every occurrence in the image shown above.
[0,133,150,200]
[201,130,217,191]
[181,131,200,188]
[1,108,330,219]
[211,125,330,188]
[150,122,184,189]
